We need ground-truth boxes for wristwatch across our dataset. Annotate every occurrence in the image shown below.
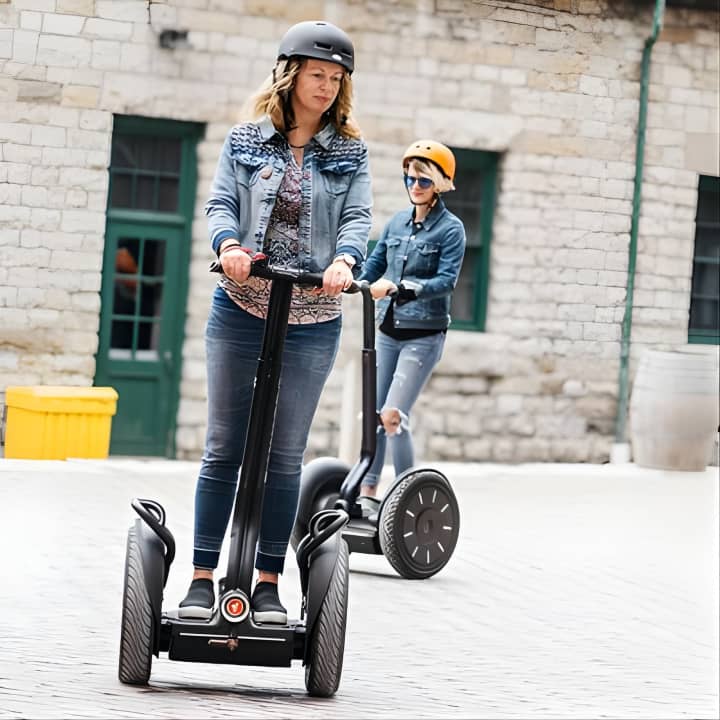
[333,253,356,269]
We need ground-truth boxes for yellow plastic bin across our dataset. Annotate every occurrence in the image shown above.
[4,386,118,460]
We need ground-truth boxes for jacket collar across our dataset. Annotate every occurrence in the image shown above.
[403,197,447,232]
[257,115,337,150]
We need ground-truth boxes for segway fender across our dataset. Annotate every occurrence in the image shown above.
[134,518,166,654]
[305,530,342,650]
[292,457,350,548]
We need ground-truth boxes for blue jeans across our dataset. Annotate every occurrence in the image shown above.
[363,330,446,488]
[193,287,341,574]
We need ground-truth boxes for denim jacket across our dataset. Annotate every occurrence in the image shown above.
[359,199,466,330]
[205,116,372,272]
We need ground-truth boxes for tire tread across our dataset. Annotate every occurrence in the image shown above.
[305,540,349,697]
[379,471,458,579]
[118,525,154,685]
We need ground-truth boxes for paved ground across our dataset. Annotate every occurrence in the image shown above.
[0,457,717,719]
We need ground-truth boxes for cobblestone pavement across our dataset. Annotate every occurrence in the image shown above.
[0,458,717,719]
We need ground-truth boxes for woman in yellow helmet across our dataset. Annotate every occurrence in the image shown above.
[358,140,466,497]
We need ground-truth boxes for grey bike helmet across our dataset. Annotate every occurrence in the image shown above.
[277,20,354,74]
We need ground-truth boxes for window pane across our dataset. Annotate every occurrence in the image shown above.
[136,176,155,210]
[158,177,179,212]
[697,188,720,223]
[113,278,137,316]
[454,167,485,203]
[111,137,138,169]
[689,298,719,332]
[451,205,482,248]
[128,137,153,171]
[694,226,720,260]
[444,166,483,248]
[689,174,719,340]
[140,281,163,320]
[450,248,478,324]
[156,138,181,173]
[137,320,160,351]
[692,261,720,299]
[111,320,134,349]
[112,135,182,173]
[113,239,139,317]
[109,133,182,212]
[110,173,132,208]
[143,239,166,277]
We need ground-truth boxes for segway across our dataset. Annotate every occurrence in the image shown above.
[118,258,371,697]
[291,295,460,580]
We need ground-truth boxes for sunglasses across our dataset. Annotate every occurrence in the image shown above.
[404,174,434,190]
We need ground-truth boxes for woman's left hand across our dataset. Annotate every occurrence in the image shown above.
[369,278,397,300]
[319,259,354,296]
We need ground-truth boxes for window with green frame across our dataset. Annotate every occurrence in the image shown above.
[688,174,719,344]
[443,148,498,331]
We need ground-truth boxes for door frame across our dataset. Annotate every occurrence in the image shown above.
[96,115,204,457]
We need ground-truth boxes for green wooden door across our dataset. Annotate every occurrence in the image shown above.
[95,116,203,456]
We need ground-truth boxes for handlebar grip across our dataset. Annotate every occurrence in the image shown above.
[209,256,364,293]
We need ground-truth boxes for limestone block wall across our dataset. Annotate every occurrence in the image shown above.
[0,0,717,463]
[307,0,719,464]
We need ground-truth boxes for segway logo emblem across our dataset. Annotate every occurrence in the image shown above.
[220,591,250,623]
[227,598,244,617]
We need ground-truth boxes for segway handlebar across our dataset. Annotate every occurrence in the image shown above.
[210,252,375,507]
[209,254,364,294]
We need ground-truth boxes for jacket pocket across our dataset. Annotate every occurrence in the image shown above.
[384,237,403,268]
[319,169,353,197]
[317,155,359,196]
[406,242,439,276]
[236,159,271,189]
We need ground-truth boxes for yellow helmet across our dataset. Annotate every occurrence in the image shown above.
[402,139,456,182]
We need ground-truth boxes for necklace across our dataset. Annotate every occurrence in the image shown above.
[288,142,307,149]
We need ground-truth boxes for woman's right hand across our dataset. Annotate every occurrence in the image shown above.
[219,241,252,283]
[369,278,398,300]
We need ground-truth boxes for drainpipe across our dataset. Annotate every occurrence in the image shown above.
[611,0,666,463]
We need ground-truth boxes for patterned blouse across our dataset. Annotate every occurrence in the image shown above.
[219,154,342,324]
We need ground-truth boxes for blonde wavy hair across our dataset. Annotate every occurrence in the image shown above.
[240,58,361,140]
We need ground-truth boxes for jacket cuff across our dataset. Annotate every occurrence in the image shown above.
[212,229,239,256]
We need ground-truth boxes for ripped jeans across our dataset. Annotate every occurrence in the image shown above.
[362,330,446,488]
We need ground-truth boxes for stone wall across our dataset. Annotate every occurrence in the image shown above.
[307,0,720,464]
[0,0,717,463]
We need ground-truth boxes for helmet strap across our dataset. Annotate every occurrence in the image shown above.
[406,190,439,210]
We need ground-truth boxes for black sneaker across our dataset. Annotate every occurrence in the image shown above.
[178,578,215,620]
[251,582,287,624]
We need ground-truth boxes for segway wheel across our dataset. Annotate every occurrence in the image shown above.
[305,540,349,697]
[379,469,460,579]
[118,524,154,685]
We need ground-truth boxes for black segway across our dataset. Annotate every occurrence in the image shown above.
[118,258,372,697]
[291,295,460,580]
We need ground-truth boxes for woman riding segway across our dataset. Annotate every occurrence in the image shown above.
[291,141,464,581]
[177,20,372,623]
[359,140,466,498]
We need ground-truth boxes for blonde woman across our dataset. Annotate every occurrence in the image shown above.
[179,21,372,623]
[359,140,465,498]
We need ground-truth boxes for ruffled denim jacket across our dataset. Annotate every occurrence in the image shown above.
[205,116,372,272]
[359,199,466,330]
